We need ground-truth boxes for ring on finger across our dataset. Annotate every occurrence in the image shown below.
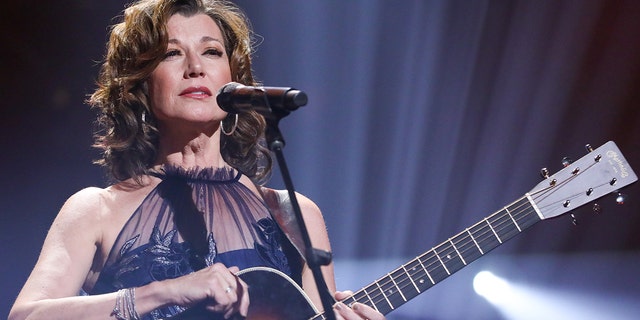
[224,286,233,293]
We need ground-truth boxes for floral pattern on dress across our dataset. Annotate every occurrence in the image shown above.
[254,217,292,275]
[89,166,298,320]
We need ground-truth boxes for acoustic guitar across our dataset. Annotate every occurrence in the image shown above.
[179,141,638,319]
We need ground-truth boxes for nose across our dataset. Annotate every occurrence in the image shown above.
[184,52,205,78]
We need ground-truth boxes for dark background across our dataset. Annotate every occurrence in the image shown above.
[2,1,639,319]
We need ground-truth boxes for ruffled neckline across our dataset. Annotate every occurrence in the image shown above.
[151,165,242,184]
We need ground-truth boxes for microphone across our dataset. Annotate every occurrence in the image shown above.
[216,82,308,115]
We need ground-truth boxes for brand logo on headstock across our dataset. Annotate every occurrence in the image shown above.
[606,150,629,178]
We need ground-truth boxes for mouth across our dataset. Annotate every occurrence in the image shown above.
[179,86,212,98]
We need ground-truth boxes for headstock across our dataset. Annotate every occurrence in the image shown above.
[528,141,637,220]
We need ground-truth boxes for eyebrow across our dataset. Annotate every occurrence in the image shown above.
[168,36,224,46]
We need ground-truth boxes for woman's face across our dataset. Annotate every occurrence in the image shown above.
[148,13,232,130]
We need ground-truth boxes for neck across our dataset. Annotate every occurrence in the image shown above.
[155,124,228,170]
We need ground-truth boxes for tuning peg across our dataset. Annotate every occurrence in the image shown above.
[562,157,573,167]
[571,213,579,226]
[616,192,628,205]
[540,167,549,179]
[585,144,594,152]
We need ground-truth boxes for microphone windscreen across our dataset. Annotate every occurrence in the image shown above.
[216,82,242,113]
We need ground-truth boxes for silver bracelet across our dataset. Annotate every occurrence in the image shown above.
[112,288,140,320]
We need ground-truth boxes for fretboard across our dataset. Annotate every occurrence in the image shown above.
[330,195,541,316]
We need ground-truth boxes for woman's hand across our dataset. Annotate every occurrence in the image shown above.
[165,263,249,319]
[333,291,386,320]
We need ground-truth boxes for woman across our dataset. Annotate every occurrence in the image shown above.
[8,0,385,319]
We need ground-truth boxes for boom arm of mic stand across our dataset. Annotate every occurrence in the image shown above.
[262,109,337,320]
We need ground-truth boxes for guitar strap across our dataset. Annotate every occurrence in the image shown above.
[257,186,308,264]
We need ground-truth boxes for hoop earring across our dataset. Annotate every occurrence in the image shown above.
[141,111,148,134]
[220,113,238,136]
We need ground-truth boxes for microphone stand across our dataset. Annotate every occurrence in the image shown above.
[259,95,337,320]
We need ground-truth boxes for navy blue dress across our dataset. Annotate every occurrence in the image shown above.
[88,166,300,319]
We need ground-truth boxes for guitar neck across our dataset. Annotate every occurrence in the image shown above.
[307,141,636,319]
[337,195,541,316]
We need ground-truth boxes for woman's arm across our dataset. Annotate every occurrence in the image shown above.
[9,187,248,320]
[296,193,336,309]
[9,187,128,319]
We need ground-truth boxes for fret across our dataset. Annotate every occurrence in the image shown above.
[449,238,467,265]
[484,218,502,243]
[487,209,519,242]
[340,295,357,308]
[516,196,543,229]
[376,273,405,310]
[375,282,394,310]
[469,220,501,254]
[419,251,450,283]
[402,258,433,294]
[360,287,378,312]
[416,256,435,285]
[504,206,521,231]
[466,228,484,254]
[440,241,467,274]
[433,247,451,275]
[453,232,482,263]
[401,264,421,294]
[387,272,407,302]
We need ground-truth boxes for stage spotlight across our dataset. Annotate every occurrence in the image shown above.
[473,271,511,304]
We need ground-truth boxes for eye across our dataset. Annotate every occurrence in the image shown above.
[204,48,223,57]
[163,49,182,60]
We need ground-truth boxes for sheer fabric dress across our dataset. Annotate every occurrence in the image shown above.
[88,166,300,319]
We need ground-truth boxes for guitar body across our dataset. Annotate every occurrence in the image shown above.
[239,267,318,320]
[170,267,319,320]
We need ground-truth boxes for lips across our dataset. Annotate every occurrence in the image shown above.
[179,86,212,98]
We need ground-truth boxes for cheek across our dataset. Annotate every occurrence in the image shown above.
[147,75,172,114]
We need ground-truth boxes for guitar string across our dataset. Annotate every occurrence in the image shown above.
[340,161,597,312]
[316,156,600,318]
[339,194,539,312]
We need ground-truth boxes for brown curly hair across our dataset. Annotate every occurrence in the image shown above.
[89,0,271,184]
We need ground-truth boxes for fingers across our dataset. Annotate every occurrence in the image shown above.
[223,274,249,319]
[333,291,386,320]
[334,302,385,320]
[334,290,354,300]
[351,302,385,320]
[235,274,250,317]
[198,264,249,318]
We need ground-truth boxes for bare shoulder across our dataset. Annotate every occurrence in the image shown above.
[55,182,148,230]
[55,178,157,233]
[14,179,159,302]
[261,186,326,231]
[293,192,323,222]
[256,184,321,213]
[102,178,159,215]
[47,186,112,258]
[55,186,108,231]
[57,181,149,226]
[11,186,110,302]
